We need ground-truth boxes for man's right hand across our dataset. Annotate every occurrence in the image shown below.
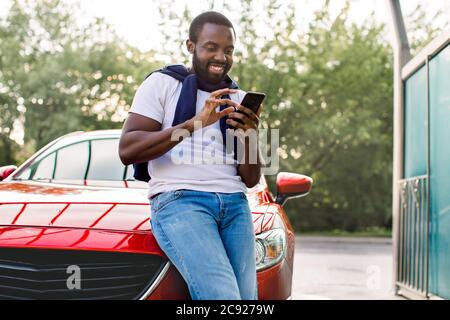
[186,88,240,132]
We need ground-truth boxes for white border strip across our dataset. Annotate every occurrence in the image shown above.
[402,31,450,80]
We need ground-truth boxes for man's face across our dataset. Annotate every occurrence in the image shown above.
[187,23,235,84]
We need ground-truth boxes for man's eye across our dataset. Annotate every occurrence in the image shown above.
[206,47,216,52]
[225,50,234,55]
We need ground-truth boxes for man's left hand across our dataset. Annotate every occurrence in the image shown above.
[226,104,262,133]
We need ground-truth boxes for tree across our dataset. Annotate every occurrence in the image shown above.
[0,0,160,163]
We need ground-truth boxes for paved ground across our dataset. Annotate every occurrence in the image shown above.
[291,236,403,300]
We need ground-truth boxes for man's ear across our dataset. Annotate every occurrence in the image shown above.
[186,39,195,54]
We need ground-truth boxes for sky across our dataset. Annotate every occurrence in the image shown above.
[1,0,449,52]
[70,0,450,51]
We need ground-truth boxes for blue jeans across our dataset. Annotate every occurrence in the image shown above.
[150,189,258,300]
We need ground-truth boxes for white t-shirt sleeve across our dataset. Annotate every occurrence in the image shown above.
[128,72,168,123]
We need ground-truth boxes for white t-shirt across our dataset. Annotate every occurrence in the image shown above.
[129,72,248,198]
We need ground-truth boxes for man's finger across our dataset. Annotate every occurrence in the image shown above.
[256,103,264,117]
[217,98,239,107]
[218,106,235,118]
[226,118,245,130]
[228,112,247,121]
[237,105,260,123]
[228,112,257,130]
[206,98,224,108]
[210,88,238,98]
[207,98,239,106]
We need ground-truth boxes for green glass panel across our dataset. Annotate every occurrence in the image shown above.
[404,67,427,178]
[429,44,450,299]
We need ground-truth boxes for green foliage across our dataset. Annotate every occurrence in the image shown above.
[301,226,392,238]
[405,4,449,55]
[238,1,394,232]
[0,0,160,155]
[0,0,445,231]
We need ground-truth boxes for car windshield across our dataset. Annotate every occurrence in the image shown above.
[12,136,147,189]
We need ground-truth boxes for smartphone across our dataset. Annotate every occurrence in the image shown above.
[228,91,266,129]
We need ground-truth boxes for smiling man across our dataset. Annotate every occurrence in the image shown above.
[119,11,262,300]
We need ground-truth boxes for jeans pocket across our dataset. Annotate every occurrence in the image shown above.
[152,190,184,213]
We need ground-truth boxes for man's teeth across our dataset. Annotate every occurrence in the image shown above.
[210,65,224,71]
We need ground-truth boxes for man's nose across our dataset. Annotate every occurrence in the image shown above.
[214,51,226,63]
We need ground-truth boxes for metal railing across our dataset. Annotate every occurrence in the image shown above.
[396,175,428,298]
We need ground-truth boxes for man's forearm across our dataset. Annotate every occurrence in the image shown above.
[237,137,262,188]
[119,120,194,165]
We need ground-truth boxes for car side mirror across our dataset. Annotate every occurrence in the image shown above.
[275,172,313,206]
[0,165,17,181]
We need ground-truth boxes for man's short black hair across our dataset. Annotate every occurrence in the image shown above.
[189,11,236,43]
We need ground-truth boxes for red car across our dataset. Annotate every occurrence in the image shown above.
[0,130,312,300]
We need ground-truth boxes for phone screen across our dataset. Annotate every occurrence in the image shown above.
[240,92,266,114]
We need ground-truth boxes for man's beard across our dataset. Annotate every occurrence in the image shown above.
[192,51,231,84]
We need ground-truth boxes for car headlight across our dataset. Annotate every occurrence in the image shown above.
[255,228,286,271]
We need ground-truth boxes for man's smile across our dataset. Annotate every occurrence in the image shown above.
[208,63,225,74]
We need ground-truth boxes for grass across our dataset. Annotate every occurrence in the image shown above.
[298,227,392,238]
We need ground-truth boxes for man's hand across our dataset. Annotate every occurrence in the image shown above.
[226,103,263,140]
[186,88,240,132]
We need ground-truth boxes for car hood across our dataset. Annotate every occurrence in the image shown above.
[0,181,151,232]
[0,181,274,233]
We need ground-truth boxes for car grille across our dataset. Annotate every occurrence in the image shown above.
[0,248,167,300]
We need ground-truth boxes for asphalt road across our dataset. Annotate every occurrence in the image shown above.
[291,236,403,300]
